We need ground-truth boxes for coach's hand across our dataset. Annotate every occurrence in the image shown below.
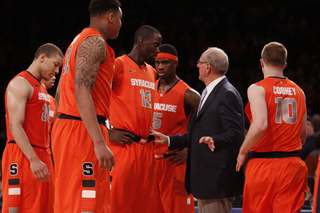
[108,128,134,145]
[199,136,215,152]
[30,157,50,182]
[149,128,169,146]
[94,142,115,171]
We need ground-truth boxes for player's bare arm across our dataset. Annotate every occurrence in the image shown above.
[236,84,268,172]
[164,88,200,164]
[75,36,115,171]
[184,88,201,116]
[7,77,50,182]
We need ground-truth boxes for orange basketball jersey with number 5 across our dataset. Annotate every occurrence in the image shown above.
[245,77,306,152]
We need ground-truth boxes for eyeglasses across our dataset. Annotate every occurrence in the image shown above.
[197,60,213,67]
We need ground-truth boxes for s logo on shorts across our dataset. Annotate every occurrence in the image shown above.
[82,162,94,176]
[9,163,18,175]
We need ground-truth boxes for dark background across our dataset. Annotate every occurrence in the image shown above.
[1,0,320,156]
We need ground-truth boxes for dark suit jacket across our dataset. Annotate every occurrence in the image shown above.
[170,77,245,199]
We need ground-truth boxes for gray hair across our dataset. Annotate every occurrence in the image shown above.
[205,47,229,75]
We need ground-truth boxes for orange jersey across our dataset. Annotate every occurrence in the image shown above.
[153,79,191,155]
[48,94,56,127]
[58,27,115,118]
[110,54,157,138]
[5,71,50,148]
[245,77,306,152]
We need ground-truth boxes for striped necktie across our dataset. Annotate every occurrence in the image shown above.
[197,88,207,116]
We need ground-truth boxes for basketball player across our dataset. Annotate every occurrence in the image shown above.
[51,0,122,212]
[236,41,308,212]
[2,43,63,213]
[108,25,162,212]
[153,44,200,213]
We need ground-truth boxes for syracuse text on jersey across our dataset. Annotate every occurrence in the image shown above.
[273,86,296,95]
[154,102,177,113]
[131,78,155,90]
[38,93,51,102]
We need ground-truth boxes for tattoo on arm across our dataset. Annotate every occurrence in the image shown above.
[75,36,106,91]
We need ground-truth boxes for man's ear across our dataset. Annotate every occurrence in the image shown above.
[107,12,114,22]
[39,53,46,63]
[282,62,287,70]
[260,59,264,68]
[137,37,145,47]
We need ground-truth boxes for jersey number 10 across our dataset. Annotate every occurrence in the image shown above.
[275,97,297,124]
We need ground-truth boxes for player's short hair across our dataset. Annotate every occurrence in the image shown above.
[159,44,178,57]
[133,25,161,44]
[206,47,229,75]
[89,0,121,17]
[34,43,64,60]
[261,41,287,68]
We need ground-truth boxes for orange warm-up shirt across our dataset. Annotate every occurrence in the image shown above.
[58,27,115,119]
[245,77,306,152]
[5,71,50,148]
[153,79,191,155]
[110,54,157,138]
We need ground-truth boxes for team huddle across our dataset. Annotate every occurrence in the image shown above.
[2,0,315,213]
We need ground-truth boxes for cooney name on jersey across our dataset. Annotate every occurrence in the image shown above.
[273,86,296,95]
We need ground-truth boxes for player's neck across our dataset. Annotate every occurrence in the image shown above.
[26,62,42,81]
[159,75,178,91]
[263,70,284,79]
[262,65,284,79]
[128,48,145,65]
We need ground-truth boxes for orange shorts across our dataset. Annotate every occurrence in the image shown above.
[51,118,111,213]
[109,141,157,213]
[243,157,308,213]
[1,143,54,213]
[313,156,320,212]
[155,157,195,213]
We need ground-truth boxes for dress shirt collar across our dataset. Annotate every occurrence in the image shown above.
[200,76,225,108]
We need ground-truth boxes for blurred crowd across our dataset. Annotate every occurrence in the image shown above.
[1,0,320,155]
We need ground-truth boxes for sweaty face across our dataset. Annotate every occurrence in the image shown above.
[155,58,176,79]
[41,54,63,81]
[142,33,162,64]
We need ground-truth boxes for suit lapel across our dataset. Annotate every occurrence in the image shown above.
[196,78,228,119]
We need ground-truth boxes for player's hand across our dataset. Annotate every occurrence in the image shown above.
[108,128,134,145]
[94,142,115,171]
[236,152,247,172]
[167,148,188,166]
[199,136,215,152]
[149,128,169,146]
[29,158,50,182]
